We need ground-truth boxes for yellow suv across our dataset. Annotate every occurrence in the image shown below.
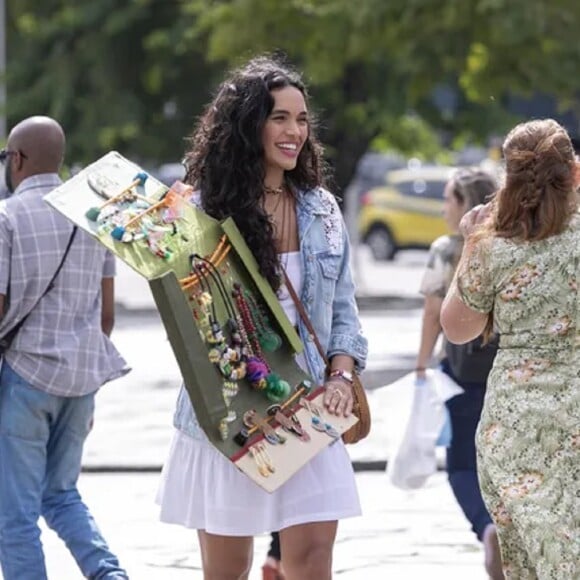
[358,166,455,260]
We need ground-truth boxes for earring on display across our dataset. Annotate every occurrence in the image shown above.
[288,411,311,442]
[255,442,275,474]
[249,445,270,478]
[218,410,237,442]
[85,171,149,222]
[243,409,286,445]
[266,404,310,442]
[194,271,245,440]
[301,398,340,439]
[232,381,313,447]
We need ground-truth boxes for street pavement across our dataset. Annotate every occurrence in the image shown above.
[2,249,494,579]
[38,472,489,580]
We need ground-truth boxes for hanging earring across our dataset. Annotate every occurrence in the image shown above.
[267,404,310,442]
[301,398,340,439]
[86,171,149,222]
[288,411,311,442]
[249,445,270,478]
[243,409,286,445]
[256,442,276,474]
[218,410,237,441]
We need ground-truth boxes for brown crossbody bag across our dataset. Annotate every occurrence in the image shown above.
[282,270,371,444]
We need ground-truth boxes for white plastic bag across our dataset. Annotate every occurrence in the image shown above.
[387,369,463,490]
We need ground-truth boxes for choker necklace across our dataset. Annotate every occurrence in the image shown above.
[264,185,284,196]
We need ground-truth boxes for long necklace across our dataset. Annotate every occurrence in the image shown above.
[276,192,295,279]
[262,184,285,217]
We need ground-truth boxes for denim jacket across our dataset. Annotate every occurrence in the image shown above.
[173,186,368,439]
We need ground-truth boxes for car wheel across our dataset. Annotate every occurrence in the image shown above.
[366,226,396,261]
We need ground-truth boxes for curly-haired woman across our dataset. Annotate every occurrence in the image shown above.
[156,56,368,579]
[441,119,580,578]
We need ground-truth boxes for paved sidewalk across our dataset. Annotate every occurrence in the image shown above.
[36,472,489,580]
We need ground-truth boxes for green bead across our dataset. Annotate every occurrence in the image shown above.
[265,374,291,402]
[259,331,282,352]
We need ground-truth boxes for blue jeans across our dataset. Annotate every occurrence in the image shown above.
[0,362,128,580]
[441,359,493,542]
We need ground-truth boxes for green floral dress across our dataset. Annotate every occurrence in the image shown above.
[456,216,580,580]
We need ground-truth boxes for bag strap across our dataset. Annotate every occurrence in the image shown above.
[2,226,78,342]
[282,269,329,366]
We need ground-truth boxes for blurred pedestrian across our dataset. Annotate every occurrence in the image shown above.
[0,116,129,580]
[156,55,368,579]
[441,119,580,578]
[415,167,504,579]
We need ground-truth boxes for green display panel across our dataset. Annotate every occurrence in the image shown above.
[45,151,357,492]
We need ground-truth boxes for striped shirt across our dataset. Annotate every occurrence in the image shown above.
[0,174,129,396]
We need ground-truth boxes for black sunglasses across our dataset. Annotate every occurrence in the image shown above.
[0,148,28,164]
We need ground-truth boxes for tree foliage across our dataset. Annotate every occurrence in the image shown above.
[5,0,580,189]
[5,0,219,165]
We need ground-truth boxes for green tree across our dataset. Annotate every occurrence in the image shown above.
[5,0,219,164]
[178,0,580,188]
[5,0,580,190]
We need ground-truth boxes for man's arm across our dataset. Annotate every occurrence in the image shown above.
[0,210,12,321]
[101,277,115,337]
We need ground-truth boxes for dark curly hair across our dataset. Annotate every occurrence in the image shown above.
[183,56,326,289]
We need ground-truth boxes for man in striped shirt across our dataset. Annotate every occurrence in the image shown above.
[0,116,130,580]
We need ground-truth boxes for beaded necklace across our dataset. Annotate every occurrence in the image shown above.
[264,184,285,196]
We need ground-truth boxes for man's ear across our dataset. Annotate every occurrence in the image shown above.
[16,151,25,171]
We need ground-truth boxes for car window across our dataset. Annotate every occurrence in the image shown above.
[395,179,446,200]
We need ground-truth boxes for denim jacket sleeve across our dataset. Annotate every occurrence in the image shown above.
[300,187,368,372]
[327,215,368,371]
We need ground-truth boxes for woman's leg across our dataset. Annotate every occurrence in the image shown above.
[279,521,338,580]
[197,530,253,580]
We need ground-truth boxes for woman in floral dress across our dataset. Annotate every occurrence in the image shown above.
[441,119,579,579]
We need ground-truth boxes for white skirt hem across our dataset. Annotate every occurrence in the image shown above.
[156,429,361,536]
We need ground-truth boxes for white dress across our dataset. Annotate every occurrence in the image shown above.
[156,252,361,535]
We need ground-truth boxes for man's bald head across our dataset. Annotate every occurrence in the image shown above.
[7,116,65,175]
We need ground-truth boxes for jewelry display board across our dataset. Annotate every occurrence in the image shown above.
[45,151,357,492]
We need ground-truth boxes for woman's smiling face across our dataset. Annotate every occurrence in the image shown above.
[262,86,309,180]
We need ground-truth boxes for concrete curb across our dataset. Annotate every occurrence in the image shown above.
[115,295,424,319]
[80,461,387,474]
[81,460,447,474]
[355,295,423,311]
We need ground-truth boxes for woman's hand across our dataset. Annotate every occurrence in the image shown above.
[323,378,354,417]
[459,203,492,238]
